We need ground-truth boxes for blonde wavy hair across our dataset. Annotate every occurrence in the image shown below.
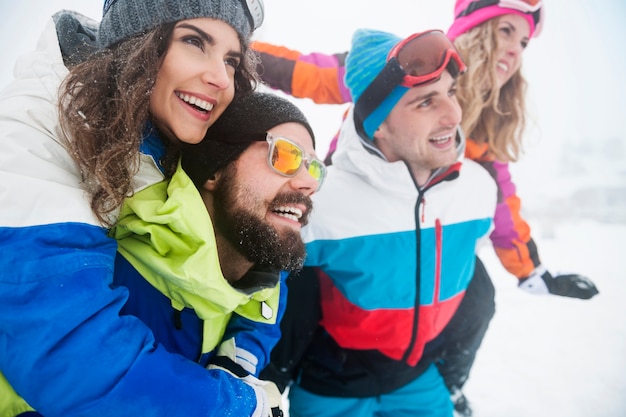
[453,18,528,162]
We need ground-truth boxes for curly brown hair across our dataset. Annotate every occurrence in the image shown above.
[59,23,259,226]
[454,18,527,162]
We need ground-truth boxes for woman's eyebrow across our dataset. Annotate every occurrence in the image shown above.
[175,22,243,60]
[176,22,214,45]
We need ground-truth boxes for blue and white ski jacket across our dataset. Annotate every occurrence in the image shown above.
[297,109,497,396]
[0,11,276,417]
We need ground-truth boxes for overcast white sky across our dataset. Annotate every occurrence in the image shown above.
[1,0,625,159]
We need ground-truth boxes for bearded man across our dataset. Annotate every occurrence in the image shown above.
[110,92,325,417]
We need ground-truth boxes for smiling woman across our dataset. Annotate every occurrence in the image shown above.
[148,19,243,145]
[0,0,296,416]
[61,9,259,225]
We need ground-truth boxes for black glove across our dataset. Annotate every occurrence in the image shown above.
[519,267,599,300]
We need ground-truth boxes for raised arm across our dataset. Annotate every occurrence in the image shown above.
[465,140,598,300]
[252,41,351,104]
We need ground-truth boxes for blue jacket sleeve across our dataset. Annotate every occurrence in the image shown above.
[0,223,260,417]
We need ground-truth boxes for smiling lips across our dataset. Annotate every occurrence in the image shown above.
[429,133,454,148]
[273,205,303,223]
[175,91,214,113]
[497,60,510,74]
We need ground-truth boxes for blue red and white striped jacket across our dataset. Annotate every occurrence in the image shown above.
[296,109,496,396]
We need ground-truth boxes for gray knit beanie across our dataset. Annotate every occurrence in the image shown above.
[182,92,315,188]
[97,0,264,48]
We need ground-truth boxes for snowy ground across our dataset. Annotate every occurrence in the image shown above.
[468,221,625,417]
[2,1,625,416]
[459,141,626,417]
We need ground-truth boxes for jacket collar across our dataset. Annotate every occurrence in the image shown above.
[110,161,281,352]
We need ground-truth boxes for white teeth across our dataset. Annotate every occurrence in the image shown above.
[430,135,451,144]
[497,62,509,72]
[275,206,303,222]
[175,92,214,111]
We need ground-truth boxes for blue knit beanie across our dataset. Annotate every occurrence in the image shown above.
[345,29,409,140]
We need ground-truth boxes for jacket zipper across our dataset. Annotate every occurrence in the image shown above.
[402,164,459,364]
[402,190,423,364]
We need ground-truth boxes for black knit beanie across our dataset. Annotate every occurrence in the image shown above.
[182,92,315,188]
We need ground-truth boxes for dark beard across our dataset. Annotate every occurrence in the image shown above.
[212,164,312,272]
